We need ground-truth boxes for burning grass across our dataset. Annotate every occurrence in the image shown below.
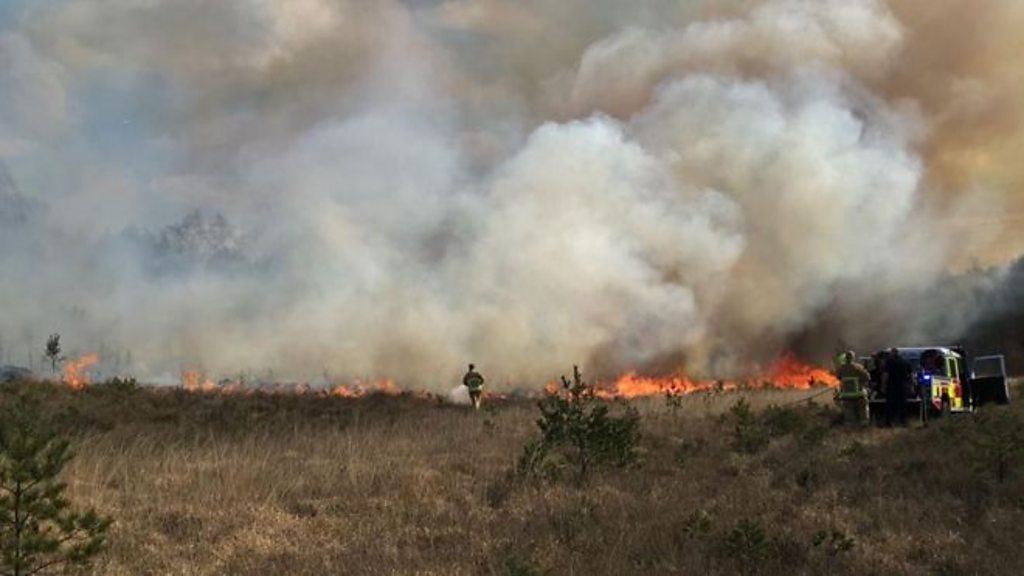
[63,353,99,390]
[2,380,1023,575]
[593,353,838,399]
[65,352,840,401]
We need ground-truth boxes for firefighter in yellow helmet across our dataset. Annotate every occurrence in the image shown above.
[835,351,871,425]
[833,351,846,371]
[463,363,485,410]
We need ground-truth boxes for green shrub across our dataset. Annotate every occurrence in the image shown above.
[98,376,140,394]
[682,509,713,541]
[721,518,769,575]
[516,440,558,481]
[503,556,540,576]
[681,509,716,573]
[761,404,810,437]
[0,396,112,575]
[812,529,855,556]
[796,467,820,493]
[839,440,866,460]
[796,423,829,449]
[972,409,1024,483]
[518,366,640,482]
[812,528,856,573]
[730,399,769,454]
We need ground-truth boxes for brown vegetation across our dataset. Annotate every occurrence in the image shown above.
[2,381,1023,575]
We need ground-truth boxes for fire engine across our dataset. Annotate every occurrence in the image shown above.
[864,346,1009,423]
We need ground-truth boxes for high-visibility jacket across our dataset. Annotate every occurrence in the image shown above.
[836,362,870,400]
[463,371,485,391]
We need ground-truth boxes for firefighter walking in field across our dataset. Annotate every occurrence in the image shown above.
[835,351,871,425]
[463,363,485,410]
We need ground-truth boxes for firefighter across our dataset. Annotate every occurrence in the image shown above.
[462,363,485,410]
[867,351,889,424]
[835,351,870,425]
[833,351,847,372]
[884,348,912,427]
[870,351,889,397]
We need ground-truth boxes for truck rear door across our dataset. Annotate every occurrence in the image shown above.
[972,355,1009,405]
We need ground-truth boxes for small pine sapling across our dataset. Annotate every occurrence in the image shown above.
[519,365,640,482]
[0,397,112,576]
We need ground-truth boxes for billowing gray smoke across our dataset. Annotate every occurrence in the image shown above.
[0,0,1022,388]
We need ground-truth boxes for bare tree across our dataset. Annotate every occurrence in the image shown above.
[44,334,62,375]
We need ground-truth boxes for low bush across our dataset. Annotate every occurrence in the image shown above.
[0,396,112,575]
[972,408,1024,483]
[518,366,640,483]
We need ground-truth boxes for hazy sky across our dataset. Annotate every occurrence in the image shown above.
[1,0,1021,388]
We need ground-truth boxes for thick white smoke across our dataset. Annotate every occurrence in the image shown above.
[0,0,1020,388]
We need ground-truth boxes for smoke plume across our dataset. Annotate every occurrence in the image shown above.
[0,0,1022,388]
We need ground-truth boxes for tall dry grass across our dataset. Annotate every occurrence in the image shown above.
[2,381,1023,575]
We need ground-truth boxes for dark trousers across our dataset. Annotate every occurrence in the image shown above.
[885,397,906,427]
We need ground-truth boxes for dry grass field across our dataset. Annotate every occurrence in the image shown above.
[3,381,1024,575]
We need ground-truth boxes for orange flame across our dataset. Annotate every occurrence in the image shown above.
[328,379,400,398]
[178,370,404,398]
[181,370,218,393]
[552,354,838,399]
[63,354,99,390]
[763,354,839,390]
[175,354,837,401]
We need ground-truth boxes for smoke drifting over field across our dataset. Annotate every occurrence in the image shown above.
[1,0,1022,387]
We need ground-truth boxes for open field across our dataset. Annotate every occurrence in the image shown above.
[3,381,1024,575]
